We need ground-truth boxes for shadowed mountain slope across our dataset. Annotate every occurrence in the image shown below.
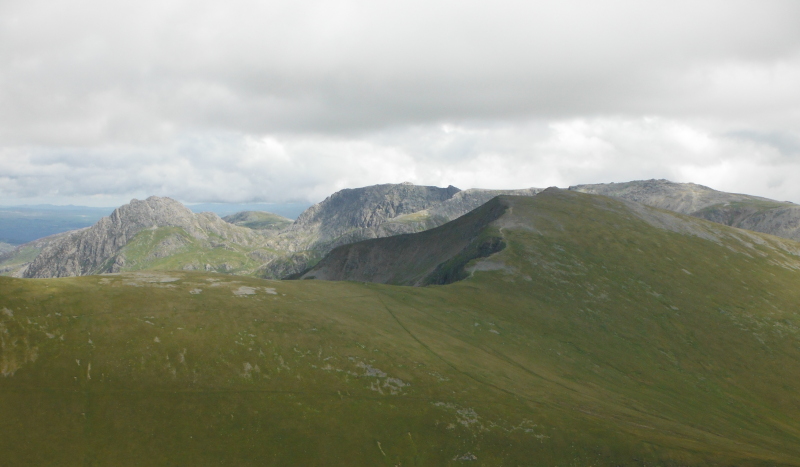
[2,189,800,464]
[299,195,510,285]
[252,184,542,278]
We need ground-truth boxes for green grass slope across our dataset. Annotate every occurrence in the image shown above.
[2,190,800,465]
[98,226,283,276]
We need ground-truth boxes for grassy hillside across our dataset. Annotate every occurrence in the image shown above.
[2,190,800,465]
[222,211,293,231]
[106,226,281,275]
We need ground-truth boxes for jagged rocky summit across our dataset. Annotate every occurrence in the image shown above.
[21,196,264,278]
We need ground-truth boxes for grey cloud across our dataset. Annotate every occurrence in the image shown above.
[727,130,800,156]
[4,118,800,207]
[2,0,800,145]
[2,0,800,208]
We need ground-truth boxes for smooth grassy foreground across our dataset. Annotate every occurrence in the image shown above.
[2,191,800,465]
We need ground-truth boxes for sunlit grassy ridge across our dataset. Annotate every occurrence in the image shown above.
[2,190,800,465]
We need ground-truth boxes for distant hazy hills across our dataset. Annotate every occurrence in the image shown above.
[0,205,113,244]
[3,187,800,464]
[3,179,799,280]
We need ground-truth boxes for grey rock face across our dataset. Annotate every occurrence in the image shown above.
[569,179,800,241]
[378,187,544,236]
[23,197,262,278]
[290,182,461,240]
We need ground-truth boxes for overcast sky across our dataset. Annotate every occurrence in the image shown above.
[1,0,799,206]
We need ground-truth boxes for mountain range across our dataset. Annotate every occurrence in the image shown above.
[2,185,800,465]
[0,182,543,279]
[3,178,800,282]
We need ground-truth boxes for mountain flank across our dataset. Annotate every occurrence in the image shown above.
[300,195,510,285]
[302,187,800,286]
[264,183,543,278]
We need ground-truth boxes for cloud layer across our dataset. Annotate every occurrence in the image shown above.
[1,0,799,205]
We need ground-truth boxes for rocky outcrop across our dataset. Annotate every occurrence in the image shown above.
[569,179,800,241]
[23,197,263,278]
[287,182,460,244]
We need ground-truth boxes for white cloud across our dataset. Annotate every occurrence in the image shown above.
[3,118,800,206]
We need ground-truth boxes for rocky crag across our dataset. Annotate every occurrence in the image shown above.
[569,179,800,242]
[22,197,266,278]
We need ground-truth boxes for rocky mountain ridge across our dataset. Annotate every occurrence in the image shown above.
[569,179,800,241]
[6,179,799,280]
[3,183,545,279]
[301,187,800,286]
